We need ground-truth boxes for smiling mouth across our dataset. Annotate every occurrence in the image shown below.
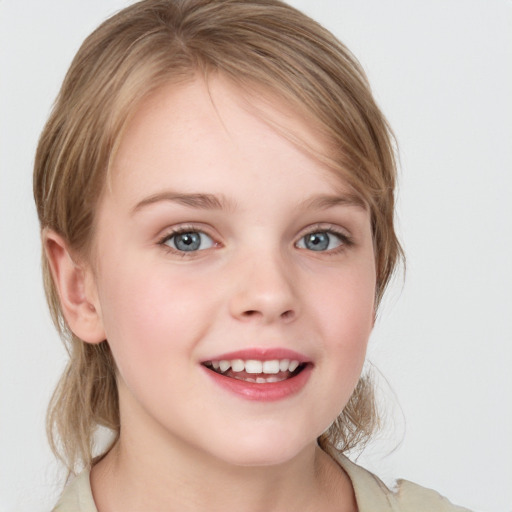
[202,358,307,383]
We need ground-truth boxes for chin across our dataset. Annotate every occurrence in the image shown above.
[208,428,316,468]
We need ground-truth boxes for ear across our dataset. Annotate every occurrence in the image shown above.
[44,230,106,344]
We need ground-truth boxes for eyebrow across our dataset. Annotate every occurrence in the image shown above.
[131,191,235,215]
[131,190,366,215]
[299,193,367,211]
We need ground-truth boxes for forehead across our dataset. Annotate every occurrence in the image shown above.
[107,75,361,207]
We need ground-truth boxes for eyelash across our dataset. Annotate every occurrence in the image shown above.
[157,224,353,256]
[296,224,354,255]
[158,225,217,257]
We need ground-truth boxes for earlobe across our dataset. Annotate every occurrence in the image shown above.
[44,230,106,344]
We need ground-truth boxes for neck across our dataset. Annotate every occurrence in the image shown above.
[91,435,355,512]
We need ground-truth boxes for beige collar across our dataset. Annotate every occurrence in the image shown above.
[328,449,398,511]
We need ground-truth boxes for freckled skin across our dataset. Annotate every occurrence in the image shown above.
[89,77,376,473]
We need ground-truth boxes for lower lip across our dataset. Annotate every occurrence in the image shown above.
[201,365,313,401]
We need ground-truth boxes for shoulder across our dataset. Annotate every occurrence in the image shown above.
[392,479,473,512]
[52,469,98,512]
[330,450,472,512]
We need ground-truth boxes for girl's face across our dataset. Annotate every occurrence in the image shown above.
[88,77,376,467]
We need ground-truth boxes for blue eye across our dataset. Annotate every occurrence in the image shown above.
[296,231,344,251]
[163,231,215,252]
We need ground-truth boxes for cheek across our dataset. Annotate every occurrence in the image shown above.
[315,262,375,339]
[308,261,375,386]
[95,259,220,373]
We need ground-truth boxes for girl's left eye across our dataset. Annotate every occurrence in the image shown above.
[296,231,346,252]
[161,230,215,252]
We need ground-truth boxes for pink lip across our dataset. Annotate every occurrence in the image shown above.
[200,347,313,402]
[201,347,310,363]
[201,364,312,401]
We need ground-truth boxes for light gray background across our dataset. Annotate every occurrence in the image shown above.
[1,1,511,511]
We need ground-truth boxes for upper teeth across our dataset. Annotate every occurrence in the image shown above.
[209,359,301,374]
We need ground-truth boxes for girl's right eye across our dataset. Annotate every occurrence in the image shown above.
[161,230,215,252]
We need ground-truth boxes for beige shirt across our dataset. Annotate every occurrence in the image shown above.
[52,451,472,511]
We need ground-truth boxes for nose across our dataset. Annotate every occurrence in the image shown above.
[228,252,299,324]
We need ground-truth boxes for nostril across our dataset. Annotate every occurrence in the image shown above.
[241,309,295,321]
[280,310,294,320]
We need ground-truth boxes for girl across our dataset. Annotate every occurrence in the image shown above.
[33,1,472,510]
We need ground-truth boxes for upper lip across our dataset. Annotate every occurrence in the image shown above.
[201,348,311,363]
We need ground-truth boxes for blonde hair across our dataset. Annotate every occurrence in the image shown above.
[34,0,402,473]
